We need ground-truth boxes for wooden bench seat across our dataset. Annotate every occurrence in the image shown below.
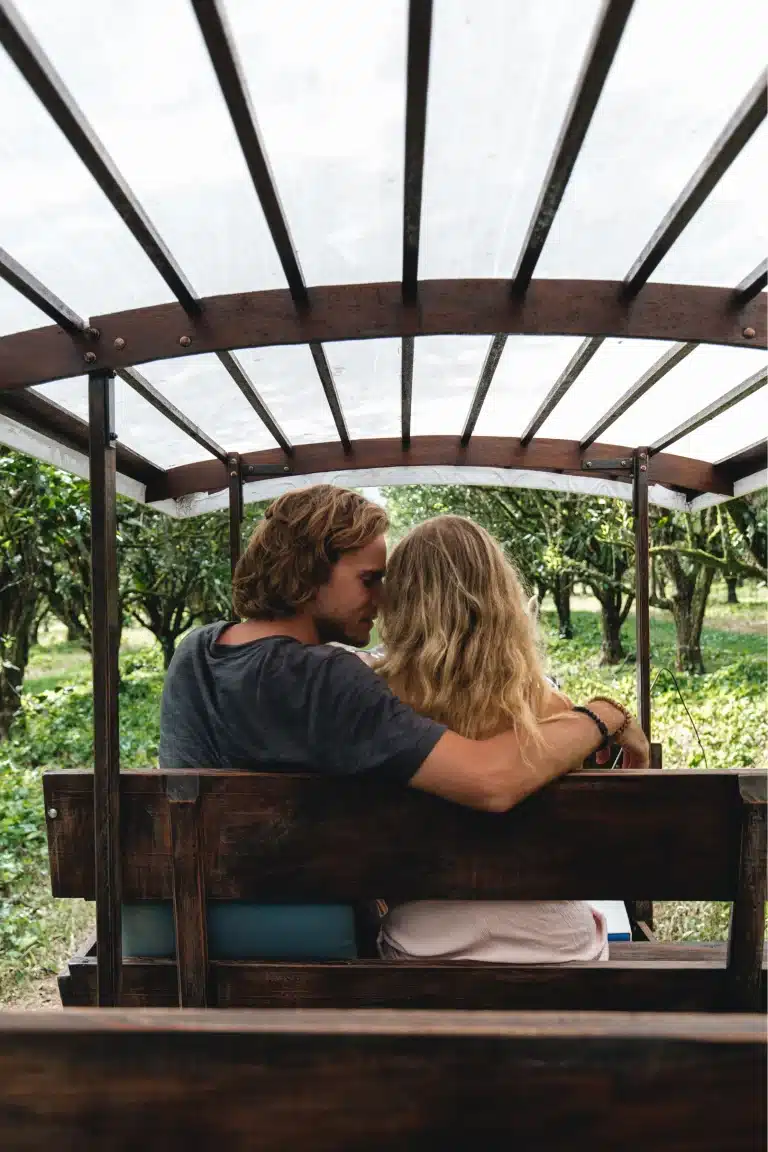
[1,1009,765,1150]
[44,768,767,1012]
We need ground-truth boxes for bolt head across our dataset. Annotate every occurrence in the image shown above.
[640,464,647,472]
[230,470,237,478]
[114,337,126,351]
[85,326,100,339]
[84,351,97,363]
[179,335,192,348]
[743,326,756,339]
[585,460,593,469]
[47,808,58,819]
[283,465,290,473]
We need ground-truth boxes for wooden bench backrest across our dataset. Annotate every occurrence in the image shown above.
[1,1009,764,1151]
[44,769,762,901]
[44,769,767,1011]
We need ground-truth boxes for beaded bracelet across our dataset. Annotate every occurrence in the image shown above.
[587,696,632,741]
[572,705,611,750]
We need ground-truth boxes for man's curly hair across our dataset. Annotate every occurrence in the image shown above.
[232,484,388,620]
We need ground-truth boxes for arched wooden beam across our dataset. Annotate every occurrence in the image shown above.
[147,435,733,504]
[0,280,764,392]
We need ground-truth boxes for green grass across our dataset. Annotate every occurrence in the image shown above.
[0,590,766,1002]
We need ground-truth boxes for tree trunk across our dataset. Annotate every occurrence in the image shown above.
[726,577,738,604]
[161,635,177,670]
[552,573,573,639]
[0,596,37,740]
[598,596,626,665]
[671,567,715,673]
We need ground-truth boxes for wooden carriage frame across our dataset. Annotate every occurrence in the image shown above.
[0,0,765,1007]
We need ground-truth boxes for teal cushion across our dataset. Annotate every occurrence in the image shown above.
[122,902,358,961]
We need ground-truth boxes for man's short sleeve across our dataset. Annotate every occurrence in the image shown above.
[301,648,445,782]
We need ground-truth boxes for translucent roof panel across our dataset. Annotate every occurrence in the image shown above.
[420,0,601,280]
[326,339,401,440]
[471,337,584,439]
[411,336,489,436]
[536,338,673,442]
[606,345,767,451]
[674,388,767,465]
[536,0,767,284]
[140,345,340,455]
[0,277,52,338]
[33,376,212,469]
[227,0,407,287]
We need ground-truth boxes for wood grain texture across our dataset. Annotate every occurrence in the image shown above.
[0,1010,763,1151]
[168,776,208,1008]
[60,947,768,1012]
[151,436,735,503]
[2,281,764,391]
[726,797,767,1010]
[43,769,751,903]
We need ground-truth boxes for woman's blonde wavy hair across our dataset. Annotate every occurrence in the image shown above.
[377,515,548,743]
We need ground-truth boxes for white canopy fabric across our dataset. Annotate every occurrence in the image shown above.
[0,0,765,511]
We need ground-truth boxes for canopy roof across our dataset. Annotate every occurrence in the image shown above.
[0,0,765,514]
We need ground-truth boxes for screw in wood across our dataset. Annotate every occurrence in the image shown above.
[179,335,192,347]
[743,327,756,339]
[114,337,126,350]
[84,351,97,363]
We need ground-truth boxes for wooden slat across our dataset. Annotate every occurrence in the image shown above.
[151,436,734,503]
[167,776,208,1008]
[63,949,768,1013]
[3,279,763,393]
[43,770,751,902]
[0,1010,763,1151]
[726,777,767,1011]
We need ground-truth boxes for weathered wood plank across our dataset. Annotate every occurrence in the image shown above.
[0,1010,763,1151]
[43,770,751,902]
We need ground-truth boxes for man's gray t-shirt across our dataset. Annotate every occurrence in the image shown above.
[159,623,445,781]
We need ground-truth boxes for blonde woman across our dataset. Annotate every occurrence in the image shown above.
[374,514,610,965]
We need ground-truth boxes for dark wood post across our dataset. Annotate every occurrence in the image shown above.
[167,775,208,1008]
[228,454,243,597]
[725,775,767,1011]
[88,369,122,1006]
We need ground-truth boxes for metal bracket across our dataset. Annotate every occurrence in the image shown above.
[242,463,293,478]
[582,456,633,472]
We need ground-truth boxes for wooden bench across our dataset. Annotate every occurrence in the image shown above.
[1,1009,765,1150]
[44,768,767,1012]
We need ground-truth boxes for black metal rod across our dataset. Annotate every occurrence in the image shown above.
[401,335,414,448]
[0,0,199,314]
[227,453,243,588]
[649,365,767,454]
[580,342,695,449]
[511,0,635,293]
[732,258,768,309]
[519,337,604,446]
[402,0,433,303]
[308,342,351,453]
[216,351,293,455]
[0,245,86,334]
[461,335,507,445]
[623,73,768,297]
[633,449,651,740]
[88,369,121,1007]
[116,367,227,462]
